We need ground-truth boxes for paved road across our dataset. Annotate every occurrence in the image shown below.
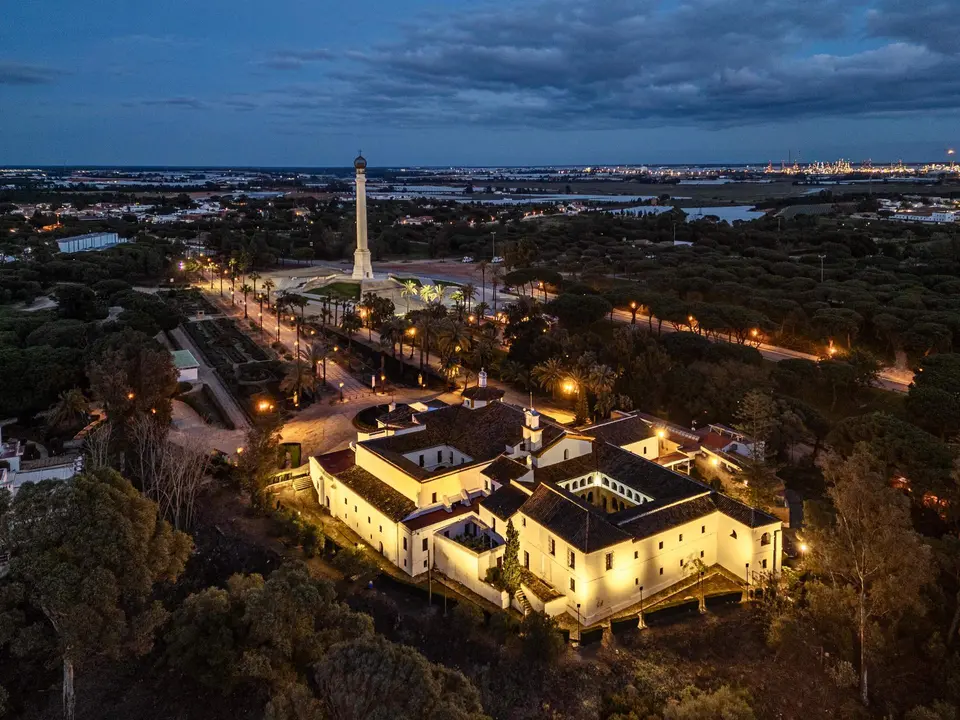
[168,326,251,431]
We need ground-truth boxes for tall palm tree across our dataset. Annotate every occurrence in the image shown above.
[239,283,253,318]
[379,317,403,357]
[262,278,275,308]
[280,362,316,401]
[437,319,472,360]
[309,339,331,386]
[415,315,438,369]
[340,312,362,349]
[471,332,497,369]
[274,291,289,343]
[434,285,449,306]
[248,271,261,297]
[401,280,419,314]
[490,265,504,313]
[461,283,477,314]
[532,357,567,398]
[476,260,489,304]
[474,301,490,325]
[568,365,591,423]
[418,284,437,305]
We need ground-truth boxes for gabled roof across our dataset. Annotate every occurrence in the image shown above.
[481,456,531,484]
[533,442,709,509]
[616,492,780,538]
[710,493,780,527]
[362,401,564,481]
[581,415,654,446]
[478,484,529,521]
[520,484,631,553]
[334,465,416,522]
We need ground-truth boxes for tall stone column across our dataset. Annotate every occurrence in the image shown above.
[351,153,374,280]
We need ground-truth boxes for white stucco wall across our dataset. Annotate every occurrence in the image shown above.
[536,437,594,466]
[621,437,659,460]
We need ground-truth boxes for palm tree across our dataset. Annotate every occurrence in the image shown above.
[239,283,253,318]
[450,289,465,320]
[587,363,617,396]
[309,339,331,386]
[418,284,437,304]
[49,388,89,429]
[433,285,449,306]
[533,357,567,398]
[490,265,504,313]
[437,319,472,360]
[401,280,419,314]
[280,362,317,401]
[474,301,490,325]
[248,271,261,297]
[476,260,489,304]
[415,315,438,369]
[440,356,462,386]
[497,359,531,390]
[274,291,289,343]
[461,283,477,314]
[568,366,591,423]
[262,278,275,308]
[379,317,403,357]
[471,332,497,370]
[340,312,362,349]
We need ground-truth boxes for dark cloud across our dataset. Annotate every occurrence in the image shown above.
[0,62,60,85]
[129,97,207,110]
[260,49,335,71]
[298,0,960,129]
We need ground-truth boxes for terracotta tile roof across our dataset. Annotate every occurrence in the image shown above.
[479,484,529,521]
[520,484,631,553]
[481,456,531,484]
[333,465,416,522]
[402,499,478,531]
[710,493,779,527]
[315,448,356,475]
[362,402,564,481]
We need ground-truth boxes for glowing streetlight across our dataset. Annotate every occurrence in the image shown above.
[339,381,345,403]
[127,392,135,400]
[236,447,244,455]
[562,379,576,395]
[656,429,666,439]
[799,542,809,554]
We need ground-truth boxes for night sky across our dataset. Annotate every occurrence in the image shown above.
[2,0,957,167]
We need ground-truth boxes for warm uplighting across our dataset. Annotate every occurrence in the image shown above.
[711,456,719,467]
[150,408,157,415]
[257,400,274,412]
[687,315,695,323]
[127,392,135,400]
[657,429,666,438]
[562,380,576,395]
[750,328,759,337]
[455,345,461,352]
[334,345,339,352]
[799,542,809,553]
[630,301,637,309]
[407,328,416,336]
[468,315,475,323]
[236,447,244,455]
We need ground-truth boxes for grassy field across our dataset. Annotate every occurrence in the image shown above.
[305,282,361,301]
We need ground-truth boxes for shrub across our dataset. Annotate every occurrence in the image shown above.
[332,546,378,578]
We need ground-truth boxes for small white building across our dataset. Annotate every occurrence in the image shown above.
[171,350,200,383]
[56,232,126,254]
[0,428,81,497]
[892,210,957,224]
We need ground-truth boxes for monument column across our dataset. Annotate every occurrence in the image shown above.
[351,153,374,280]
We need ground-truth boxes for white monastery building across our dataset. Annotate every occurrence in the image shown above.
[310,371,781,627]
[55,232,127,254]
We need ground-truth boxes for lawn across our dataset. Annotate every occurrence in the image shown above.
[305,281,361,301]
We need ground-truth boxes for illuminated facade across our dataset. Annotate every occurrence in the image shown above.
[310,397,781,627]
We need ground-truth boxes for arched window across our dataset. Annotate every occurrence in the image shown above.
[564,449,570,460]
[588,491,593,503]
[378,541,384,554]
[760,532,771,546]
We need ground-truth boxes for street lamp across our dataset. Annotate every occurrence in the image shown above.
[339,381,344,403]
[638,585,647,630]
[576,602,581,647]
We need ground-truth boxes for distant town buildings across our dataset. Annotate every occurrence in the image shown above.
[0,426,81,497]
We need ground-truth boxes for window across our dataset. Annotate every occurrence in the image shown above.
[760,532,771,546]
[762,559,768,569]
[522,518,526,527]
[730,529,738,539]
[367,517,371,524]
[419,454,425,467]
[438,450,442,463]
[443,530,449,537]
[659,567,664,575]
[701,525,705,534]
[700,550,704,558]
[354,506,357,513]
[484,480,490,491]
[449,451,453,463]
[492,518,497,533]
[635,578,639,585]
[634,550,639,559]
[403,538,407,550]
[564,449,569,460]
[658,541,663,550]
[605,553,613,571]
[679,559,684,567]
[524,551,529,569]
[379,525,382,533]
[432,492,437,503]
[344,498,348,505]
[422,538,428,551]
[679,533,683,542]
[569,578,576,592]
[568,550,576,569]
[548,537,556,556]
[403,559,407,567]
[424,559,428,568]
[602,478,609,486]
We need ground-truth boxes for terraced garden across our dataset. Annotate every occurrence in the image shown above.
[184,318,269,372]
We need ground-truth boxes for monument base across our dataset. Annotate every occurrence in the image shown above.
[351,249,374,280]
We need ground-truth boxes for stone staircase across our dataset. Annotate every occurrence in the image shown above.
[516,589,532,616]
[292,474,313,492]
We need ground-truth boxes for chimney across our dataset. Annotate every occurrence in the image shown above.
[478,368,487,388]
[388,401,397,413]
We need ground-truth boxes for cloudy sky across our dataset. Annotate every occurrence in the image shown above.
[1,0,957,166]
